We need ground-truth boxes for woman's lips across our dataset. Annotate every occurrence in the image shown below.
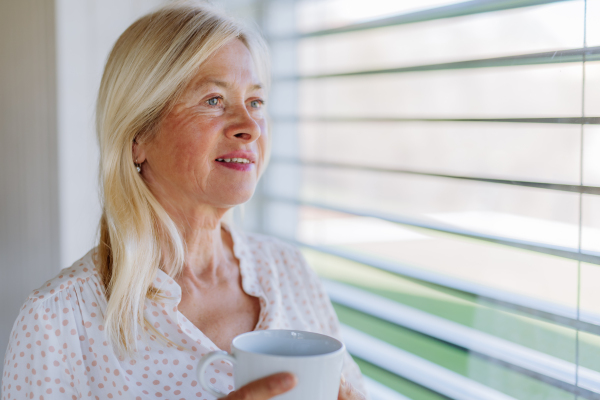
[215,151,257,163]
[214,151,256,172]
[214,159,254,171]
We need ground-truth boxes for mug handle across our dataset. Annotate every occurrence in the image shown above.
[197,350,237,398]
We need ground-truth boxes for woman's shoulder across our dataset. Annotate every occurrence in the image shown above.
[26,248,102,307]
[7,247,106,350]
[3,248,106,395]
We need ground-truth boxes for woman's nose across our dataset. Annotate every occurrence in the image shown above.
[225,105,262,142]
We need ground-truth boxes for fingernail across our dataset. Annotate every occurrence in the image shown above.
[280,374,296,389]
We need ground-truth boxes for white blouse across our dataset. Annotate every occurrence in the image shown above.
[2,226,366,400]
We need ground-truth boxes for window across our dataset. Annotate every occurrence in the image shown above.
[250,0,600,398]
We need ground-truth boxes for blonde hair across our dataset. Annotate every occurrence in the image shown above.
[96,1,270,357]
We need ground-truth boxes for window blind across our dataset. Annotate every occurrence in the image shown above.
[258,0,600,399]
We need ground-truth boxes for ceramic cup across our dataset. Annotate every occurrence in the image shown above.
[197,329,345,399]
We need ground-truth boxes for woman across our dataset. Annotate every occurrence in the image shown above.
[2,3,367,399]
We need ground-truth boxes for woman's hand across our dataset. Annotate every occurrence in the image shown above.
[338,375,367,400]
[224,372,297,400]
[222,372,366,400]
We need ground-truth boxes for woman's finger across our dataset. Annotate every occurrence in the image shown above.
[225,372,297,400]
[338,379,366,400]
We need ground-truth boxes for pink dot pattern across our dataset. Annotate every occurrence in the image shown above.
[2,225,365,399]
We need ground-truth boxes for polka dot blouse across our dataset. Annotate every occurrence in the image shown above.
[2,226,366,399]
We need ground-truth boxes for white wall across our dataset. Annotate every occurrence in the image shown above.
[0,1,60,379]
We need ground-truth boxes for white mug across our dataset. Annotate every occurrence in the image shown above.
[197,329,345,399]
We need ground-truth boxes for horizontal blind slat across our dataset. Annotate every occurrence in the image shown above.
[271,0,572,39]
[278,46,598,80]
[269,157,600,195]
[272,116,600,124]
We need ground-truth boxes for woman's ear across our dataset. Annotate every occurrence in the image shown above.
[132,138,147,164]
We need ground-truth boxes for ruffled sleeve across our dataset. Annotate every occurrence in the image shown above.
[2,291,81,399]
[2,256,105,400]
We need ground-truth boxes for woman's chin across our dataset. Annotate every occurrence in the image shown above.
[212,190,255,208]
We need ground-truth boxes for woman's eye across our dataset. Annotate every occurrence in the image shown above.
[250,100,263,109]
[207,97,220,106]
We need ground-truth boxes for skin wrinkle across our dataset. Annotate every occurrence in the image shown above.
[191,78,264,94]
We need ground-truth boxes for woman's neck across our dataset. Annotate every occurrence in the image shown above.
[168,206,236,284]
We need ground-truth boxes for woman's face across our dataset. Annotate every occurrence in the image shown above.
[136,39,268,213]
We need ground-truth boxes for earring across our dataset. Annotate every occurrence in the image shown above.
[135,158,141,173]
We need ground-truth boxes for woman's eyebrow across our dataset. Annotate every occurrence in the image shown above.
[194,79,263,92]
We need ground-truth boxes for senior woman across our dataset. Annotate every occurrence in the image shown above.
[2,3,367,400]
